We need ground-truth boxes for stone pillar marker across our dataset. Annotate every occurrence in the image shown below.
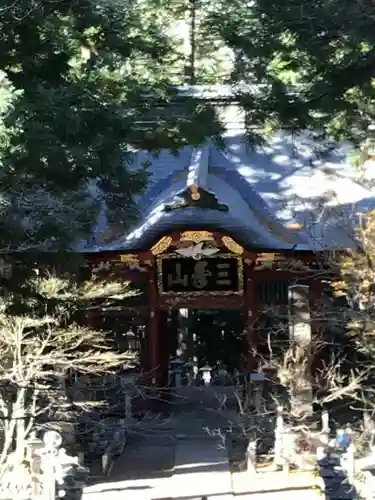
[288,284,313,418]
[148,269,160,385]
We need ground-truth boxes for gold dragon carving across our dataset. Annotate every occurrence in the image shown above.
[150,236,173,255]
[180,231,214,243]
[150,232,244,256]
[221,236,244,255]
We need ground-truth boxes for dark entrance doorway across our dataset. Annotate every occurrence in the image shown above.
[190,309,246,374]
[160,308,246,385]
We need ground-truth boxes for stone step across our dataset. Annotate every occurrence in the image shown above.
[152,437,233,500]
[232,470,323,497]
[236,490,322,500]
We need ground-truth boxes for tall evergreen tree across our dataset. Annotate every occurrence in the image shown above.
[0,0,222,251]
[207,0,375,148]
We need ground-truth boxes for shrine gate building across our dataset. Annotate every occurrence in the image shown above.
[83,86,373,386]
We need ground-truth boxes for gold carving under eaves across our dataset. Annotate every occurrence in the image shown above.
[180,231,214,243]
[150,236,173,255]
[120,254,139,264]
[120,254,150,272]
[91,260,112,273]
[255,253,332,272]
[221,236,244,255]
[91,255,146,273]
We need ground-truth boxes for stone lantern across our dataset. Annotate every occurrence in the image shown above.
[184,360,194,386]
[170,357,184,387]
[200,365,212,386]
[124,329,140,352]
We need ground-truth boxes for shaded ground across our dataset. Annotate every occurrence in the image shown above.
[82,386,236,499]
[82,432,175,500]
[109,434,175,481]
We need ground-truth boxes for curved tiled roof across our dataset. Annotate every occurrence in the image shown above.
[137,169,186,213]
[89,142,311,252]
[84,110,375,253]
[208,165,307,244]
[100,206,299,252]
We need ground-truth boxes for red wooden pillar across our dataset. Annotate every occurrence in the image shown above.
[148,268,160,385]
[244,260,258,372]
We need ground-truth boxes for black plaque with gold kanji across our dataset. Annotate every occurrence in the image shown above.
[160,257,240,293]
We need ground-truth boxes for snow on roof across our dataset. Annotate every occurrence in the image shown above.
[82,96,374,253]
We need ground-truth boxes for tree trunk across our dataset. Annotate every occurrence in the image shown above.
[15,389,27,462]
[185,0,197,84]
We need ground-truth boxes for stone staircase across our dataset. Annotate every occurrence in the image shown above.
[83,386,346,500]
[151,386,322,499]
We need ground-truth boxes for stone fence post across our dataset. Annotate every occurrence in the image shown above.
[274,406,284,469]
[41,430,63,500]
[120,373,137,422]
[346,443,355,484]
[26,432,45,498]
[249,372,265,414]
[321,410,330,448]
[339,440,355,485]
[246,440,257,473]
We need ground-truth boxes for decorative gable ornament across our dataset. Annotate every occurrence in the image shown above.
[164,185,229,212]
[175,242,220,260]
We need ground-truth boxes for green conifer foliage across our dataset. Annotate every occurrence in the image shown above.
[0,0,222,250]
[208,0,375,145]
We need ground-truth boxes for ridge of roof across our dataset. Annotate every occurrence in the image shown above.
[186,143,210,188]
[173,83,306,101]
